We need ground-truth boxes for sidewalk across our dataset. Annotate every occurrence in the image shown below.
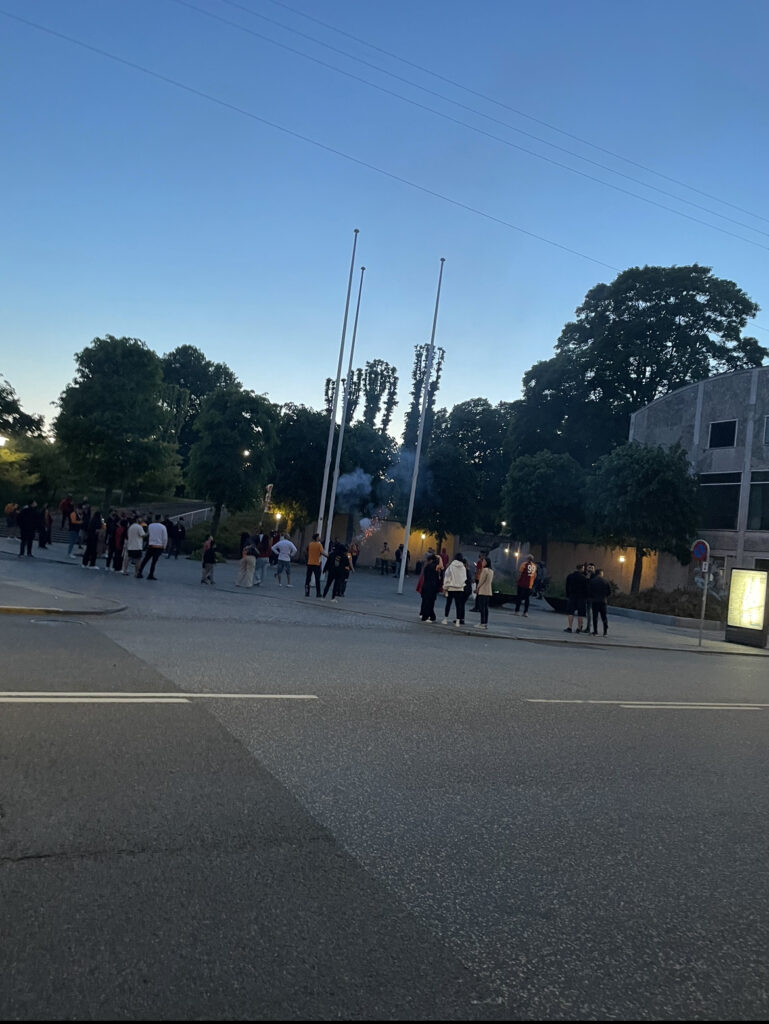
[1,538,765,655]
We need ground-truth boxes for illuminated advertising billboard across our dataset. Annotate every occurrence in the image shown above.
[725,568,769,648]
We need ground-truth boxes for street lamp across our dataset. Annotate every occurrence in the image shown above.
[275,512,282,522]
[501,520,507,528]
[242,449,251,458]
[619,555,626,563]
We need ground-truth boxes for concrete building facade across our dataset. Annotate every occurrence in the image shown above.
[630,365,769,578]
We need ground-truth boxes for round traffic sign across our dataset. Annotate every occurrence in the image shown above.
[692,540,708,560]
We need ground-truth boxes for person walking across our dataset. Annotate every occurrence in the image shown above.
[588,568,611,636]
[305,533,325,597]
[272,533,297,587]
[418,553,442,622]
[514,556,538,617]
[323,542,352,601]
[564,563,589,633]
[136,514,168,580]
[475,560,494,629]
[17,500,39,557]
[201,536,216,584]
[122,517,145,575]
[441,553,469,626]
[235,537,257,588]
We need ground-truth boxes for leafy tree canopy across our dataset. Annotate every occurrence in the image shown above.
[502,450,585,561]
[54,336,175,502]
[272,404,330,524]
[187,385,277,532]
[588,442,699,592]
[0,376,44,437]
[509,264,764,466]
[161,345,239,467]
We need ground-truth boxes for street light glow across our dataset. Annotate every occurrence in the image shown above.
[501,520,507,527]
[619,555,626,563]
[242,449,250,457]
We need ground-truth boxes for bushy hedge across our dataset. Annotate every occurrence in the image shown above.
[610,587,723,621]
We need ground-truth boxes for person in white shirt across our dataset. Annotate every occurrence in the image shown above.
[136,514,168,581]
[122,518,146,575]
[271,534,297,587]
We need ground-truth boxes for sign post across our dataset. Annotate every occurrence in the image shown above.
[691,538,710,647]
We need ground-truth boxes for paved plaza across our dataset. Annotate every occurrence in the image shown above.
[1,540,768,1020]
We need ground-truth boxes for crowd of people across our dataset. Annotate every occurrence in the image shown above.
[5,495,187,581]
[5,496,612,635]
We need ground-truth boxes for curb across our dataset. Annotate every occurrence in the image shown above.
[0,603,127,617]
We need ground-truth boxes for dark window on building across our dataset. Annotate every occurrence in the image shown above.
[699,472,741,530]
[764,417,769,445]
[708,420,737,448]
[748,477,769,530]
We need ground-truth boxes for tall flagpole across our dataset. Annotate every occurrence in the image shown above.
[397,258,445,595]
[324,265,366,557]
[317,229,359,538]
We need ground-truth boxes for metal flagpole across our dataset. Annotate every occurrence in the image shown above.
[324,265,366,558]
[397,258,445,596]
[317,228,359,538]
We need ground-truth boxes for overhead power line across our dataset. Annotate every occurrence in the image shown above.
[256,0,769,227]
[168,0,769,251]
[0,8,619,272]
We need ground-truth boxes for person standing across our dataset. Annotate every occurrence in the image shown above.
[66,504,83,557]
[123,517,145,575]
[235,537,257,588]
[472,551,488,612]
[418,553,442,622]
[441,553,469,626]
[136,514,168,580]
[17,500,39,557]
[514,556,538,617]
[255,532,270,586]
[164,517,177,558]
[172,517,186,559]
[564,563,589,634]
[379,541,392,575]
[323,542,351,601]
[583,562,596,634]
[588,568,611,636]
[272,533,297,587]
[201,536,216,584]
[109,514,127,572]
[305,533,325,597]
[475,560,494,630]
[81,510,103,569]
[5,501,19,541]
[38,504,53,549]
[349,540,360,569]
[58,494,74,530]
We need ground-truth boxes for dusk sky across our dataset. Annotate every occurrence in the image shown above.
[2,0,768,433]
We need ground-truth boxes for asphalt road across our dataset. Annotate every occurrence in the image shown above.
[1,554,768,1020]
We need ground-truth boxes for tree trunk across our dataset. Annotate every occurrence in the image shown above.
[631,546,644,594]
[211,501,222,536]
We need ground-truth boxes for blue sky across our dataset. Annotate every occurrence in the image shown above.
[2,0,768,435]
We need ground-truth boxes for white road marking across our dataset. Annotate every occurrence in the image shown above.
[0,691,318,700]
[0,697,190,704]
[527,698,765,710]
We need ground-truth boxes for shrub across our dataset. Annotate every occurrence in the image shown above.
[611,587,723,621]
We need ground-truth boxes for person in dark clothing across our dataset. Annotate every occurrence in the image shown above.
[564,564,589,633]
[59,495,74,530]
[17,500,40,557]
[323,543,351,601]
[588,568,611,636]
[419,554,442,622]
[172,518,186,558]
[164,518,177,558]
[82,510,103,568]
[38,504,52,548]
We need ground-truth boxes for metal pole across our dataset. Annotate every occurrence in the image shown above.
[397,258,445,595]
[324,265,366,558]
[317,229,359,538]
[698,540,710,648]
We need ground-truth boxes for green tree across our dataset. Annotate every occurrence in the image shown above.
[0,442,39,509]
[410,441,478,548]
[588,442,698,593]
[55,336,176,505]
[361,359,399,433]
[187,386,278,534]
[436,398,514,531]
[509,264,764,466]
[501,451,585,562]
[0,376,43,437]
[272,404,330,525]
[402,344,445,449]
[161,345,238,468]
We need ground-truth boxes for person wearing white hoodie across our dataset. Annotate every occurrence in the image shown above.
[441,553,469,626]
